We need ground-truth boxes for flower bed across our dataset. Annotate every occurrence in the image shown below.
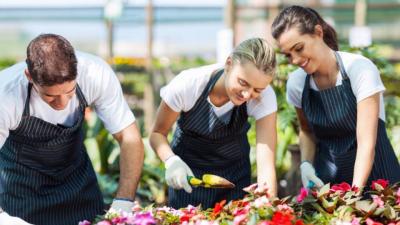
[80,180,400,225]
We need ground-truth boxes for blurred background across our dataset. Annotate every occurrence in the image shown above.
[1,0,400,207]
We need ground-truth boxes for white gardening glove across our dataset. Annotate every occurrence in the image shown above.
[110,198,134,213]
[300,161,324,189]
[0,211,33,225]
[164,155,194,193]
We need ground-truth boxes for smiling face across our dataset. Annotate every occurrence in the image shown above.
[277,26,325,75]
[224,59,273,106]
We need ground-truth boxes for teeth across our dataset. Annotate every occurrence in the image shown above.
[301,60,308,67]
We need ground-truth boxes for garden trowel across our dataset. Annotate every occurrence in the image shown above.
[187,174,235,188]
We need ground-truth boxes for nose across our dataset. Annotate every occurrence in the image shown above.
[291,55,302,66]
[241,89,253,100]
[54,94,71,109]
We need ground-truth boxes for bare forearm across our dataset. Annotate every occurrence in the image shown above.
[299,130,317,163]
[256,146,277,197]
[116,139,144,199]
[353,145,375,188]
[149,132,175,162]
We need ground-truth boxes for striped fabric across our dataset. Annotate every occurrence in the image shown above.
[0,83,104,225]
[169,69,252,209]
[301,52,400,186]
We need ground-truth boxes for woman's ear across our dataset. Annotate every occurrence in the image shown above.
[314,24,323,38]
[225,56,232,73]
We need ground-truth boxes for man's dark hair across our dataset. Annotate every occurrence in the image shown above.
[26,33,78,86]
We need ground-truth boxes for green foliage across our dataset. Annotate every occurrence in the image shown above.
[0,58,17,70]
[119,72,149,97]
[83,111,167,206]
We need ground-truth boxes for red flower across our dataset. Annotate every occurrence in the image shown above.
[179,206,197,223]
[270,211,295,225]
[370,179,389,190]
[331,182,351,193]
[212,200,226,215]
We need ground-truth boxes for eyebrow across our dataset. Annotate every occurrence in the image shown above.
[43,85,77,97]
[280,42,303,54]
[239,78,266,90]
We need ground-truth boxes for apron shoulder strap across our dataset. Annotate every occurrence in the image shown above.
[200,68,224,98]
[334,51,350,80]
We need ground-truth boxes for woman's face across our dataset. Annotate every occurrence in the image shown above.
[276,26,324,74]
[224,60,272,106]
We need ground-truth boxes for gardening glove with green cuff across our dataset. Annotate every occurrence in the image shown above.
[110,198,134,213]
[164,155,193,193]
[300,161,324,189]
[0,210,33,225]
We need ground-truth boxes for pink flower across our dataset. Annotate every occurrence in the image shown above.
[130,212,155,225]
[111,215,127,224]
[351,217,361,225]
[233,214,248,225]
[277,204,294,214]
[396,188,400,205]
[365,218,383,225]
[296,188,308,203]
[257,222,272,225]
[253,195,271,208]
[371,195,385,208]
[370,179,389,190]
[79,220,91,225]
[243,183,258,193]
[96,221,111,225]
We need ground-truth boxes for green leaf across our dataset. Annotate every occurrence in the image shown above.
[383,205,396,220]
[355,200,377,213]
[318,183,331,198]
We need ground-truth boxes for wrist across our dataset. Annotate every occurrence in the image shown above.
[114,197,134,202]
[164,155,180,168]
[300,160,313,169]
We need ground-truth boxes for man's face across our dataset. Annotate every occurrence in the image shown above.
[32,81,77,110]
[25,69,77,110]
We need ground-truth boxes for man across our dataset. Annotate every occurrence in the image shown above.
[0,34,144,225]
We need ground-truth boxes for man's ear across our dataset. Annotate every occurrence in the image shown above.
[24,69,33,82]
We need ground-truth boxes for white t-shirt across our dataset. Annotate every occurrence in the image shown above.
[286,51,386,120]
[160,64,277,120]
[0,51,135,148]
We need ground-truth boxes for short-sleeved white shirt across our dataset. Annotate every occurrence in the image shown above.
[0,51,135,148]
[160,64,277,120]
[286,51,386,120]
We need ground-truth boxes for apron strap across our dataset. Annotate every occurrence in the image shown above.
[201,68,224,98]
[23,82,88,117]
[334,51,350,80]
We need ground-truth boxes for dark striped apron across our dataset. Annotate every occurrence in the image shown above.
[168,69,252,209]
[302,52,400,187]
[0,83,104,225]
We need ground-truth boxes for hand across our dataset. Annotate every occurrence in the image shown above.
[164,155,193,193]
[300,161,324,189]
[110,198,134,213]
[0,211,33,225]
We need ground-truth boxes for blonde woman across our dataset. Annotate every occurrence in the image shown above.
[150,38,278,209]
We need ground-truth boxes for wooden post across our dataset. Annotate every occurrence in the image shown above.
[144,0,155,136]
[355,0,367,26]
[225,0,236,46]
[106,19,114,61]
